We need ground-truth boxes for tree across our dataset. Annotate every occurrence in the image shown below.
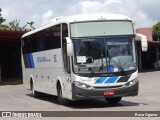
[152,21,160,41]
[9,19,20,28]
[0,16,9,28]
[22,21,35,30]
[27,21,35,30]
[0,8,7,27]
[0,16,6,24]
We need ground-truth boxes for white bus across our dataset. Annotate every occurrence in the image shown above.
[21,14,148,104]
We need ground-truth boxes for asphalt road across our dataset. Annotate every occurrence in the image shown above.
[0,71,160,119]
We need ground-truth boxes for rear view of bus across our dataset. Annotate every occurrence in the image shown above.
[21,14,147,105]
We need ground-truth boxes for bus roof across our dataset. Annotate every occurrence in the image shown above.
[22,13,131,38]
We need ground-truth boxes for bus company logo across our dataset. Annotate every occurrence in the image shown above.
[37,57,51,63]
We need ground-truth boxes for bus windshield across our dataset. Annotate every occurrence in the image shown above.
[70,21,133,37]
[73,37,137,74]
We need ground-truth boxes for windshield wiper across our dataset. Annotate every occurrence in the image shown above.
[111,59,127,76]
[89,43,107,77]
[100,47,104,72]
[88,59,101,78]
[107,50,127,76]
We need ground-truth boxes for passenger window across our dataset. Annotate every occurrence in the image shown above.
[45,24,61,50]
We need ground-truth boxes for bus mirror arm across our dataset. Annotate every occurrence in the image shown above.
[66,37,74,56]
[135,33,148,52]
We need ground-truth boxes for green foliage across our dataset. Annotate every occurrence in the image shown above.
[152,21,160,41]
[0,16,6,25]
[0,8,6,25]
[0,24,9,28]
[0,17,9,28]
[9,19,20,28]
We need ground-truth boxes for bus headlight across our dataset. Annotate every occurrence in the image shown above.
[124,79,138,87]
[74,81,94,89]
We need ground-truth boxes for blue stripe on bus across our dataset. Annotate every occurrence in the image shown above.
[26,54,31,68]
[104,76,119,83]
[95,76,119,84]
[95,77,108,84]
[26,53,35,68]
[29,53,35,68]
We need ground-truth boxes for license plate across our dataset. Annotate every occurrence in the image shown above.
[104,90,114,96]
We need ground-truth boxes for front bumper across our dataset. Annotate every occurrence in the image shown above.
[72,81,138,100]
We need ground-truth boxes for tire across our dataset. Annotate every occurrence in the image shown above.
[31,81,40,98]
[57,83,68,105]
[105,97,122,104]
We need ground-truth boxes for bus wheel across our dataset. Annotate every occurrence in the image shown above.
[57,84,68,105]
[105,97,122,104]
[31,81,40,98]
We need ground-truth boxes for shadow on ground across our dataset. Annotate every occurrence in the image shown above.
[26,92,145,109]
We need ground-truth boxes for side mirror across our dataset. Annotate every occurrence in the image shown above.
[66,37,73,56]
[135,33,148,52]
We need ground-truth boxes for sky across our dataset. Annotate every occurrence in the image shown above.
[0,0,160,29]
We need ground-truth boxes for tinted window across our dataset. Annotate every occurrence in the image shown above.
[22,35,37,54]
[22,24,61,54]
[37,31,45,51]
[45,24,61,50]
